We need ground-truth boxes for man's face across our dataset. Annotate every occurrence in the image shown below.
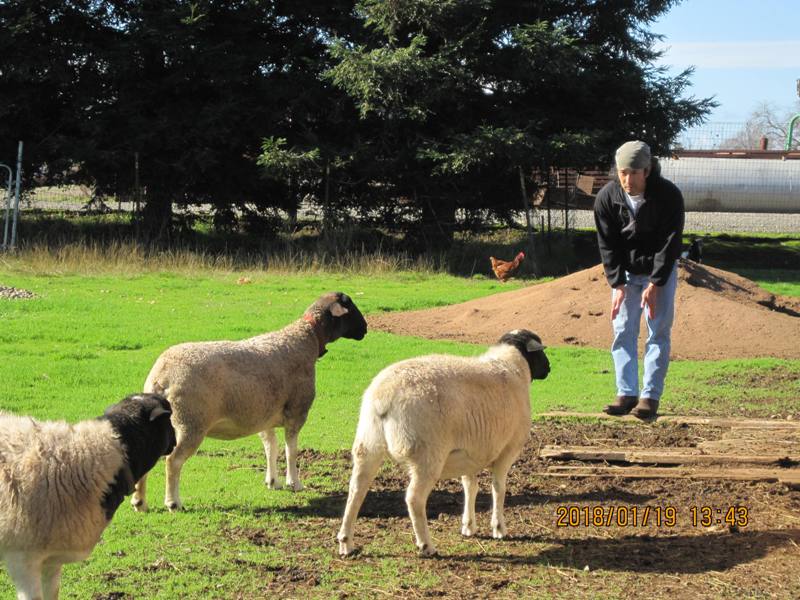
[617,167,649,196]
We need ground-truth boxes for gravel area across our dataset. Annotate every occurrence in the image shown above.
[17,199,800,234]
[0,285,35,299]
[542,209,800,233]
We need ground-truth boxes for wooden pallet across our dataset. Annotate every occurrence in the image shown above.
[539,445,798,466]
[537,411,800,429]
[543,465,800,487]
[536,411,800,488]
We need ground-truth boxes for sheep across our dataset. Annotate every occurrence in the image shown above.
[337,329,550,557]
[134,291,367,512]
[0,393,176,600]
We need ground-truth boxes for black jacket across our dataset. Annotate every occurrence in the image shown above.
[594,163,684,288]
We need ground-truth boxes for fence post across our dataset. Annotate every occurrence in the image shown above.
[518,166,538,277]
[10,141,23,248]
[1,163,12,249]
[134,151,141,240]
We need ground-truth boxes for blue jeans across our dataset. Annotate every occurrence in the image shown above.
[611,265,678,401]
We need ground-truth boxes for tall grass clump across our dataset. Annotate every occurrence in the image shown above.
[1,239,445,277]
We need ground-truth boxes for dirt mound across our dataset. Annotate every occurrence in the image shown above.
[369,260,800,360]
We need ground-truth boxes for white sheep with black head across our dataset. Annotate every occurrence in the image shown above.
[134,291,368,512]
[337,329,549,557]
[0,393,176,600]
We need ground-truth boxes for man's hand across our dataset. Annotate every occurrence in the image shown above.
[641,282,658,319]
[611,286,625,320]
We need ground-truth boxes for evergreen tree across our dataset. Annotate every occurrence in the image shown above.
[1,0,358,240]
[326,0,714,247]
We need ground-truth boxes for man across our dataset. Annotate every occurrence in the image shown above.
[593,141,684,419]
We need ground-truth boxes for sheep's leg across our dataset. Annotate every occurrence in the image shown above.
[131,473,148,512]
[41,561,62,600]
[258,428,283,489]
[164,431,203,511]
[406,466,440,556]
[5,552,42,600]
[490,457,515,539]
[460,474,479,537]
[284,428,303,491]
[337,443,384,556]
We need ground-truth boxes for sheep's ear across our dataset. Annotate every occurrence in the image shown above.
[330,302,349,318]
[526,338,545,353]
[149,405,171,421]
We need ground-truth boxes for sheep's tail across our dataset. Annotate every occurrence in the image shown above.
[351,391,388,458]
[143,372,167,396]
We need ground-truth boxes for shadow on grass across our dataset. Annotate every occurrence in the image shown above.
[276,487,658,520]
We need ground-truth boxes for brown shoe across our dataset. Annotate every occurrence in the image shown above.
[630,397,659,420]
[603,395,638,416]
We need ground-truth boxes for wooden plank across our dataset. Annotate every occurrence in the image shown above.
[575,175,595,196]
[536,411,800,429]
[538,445,798,466]
[699,440,800,455]
[543,465,800,486]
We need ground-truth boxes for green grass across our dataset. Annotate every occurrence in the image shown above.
[734,268,800,297]
[0,269,529,422]
[0,266,798,598]
[697,232,800,272]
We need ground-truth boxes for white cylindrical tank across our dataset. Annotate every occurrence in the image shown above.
[659,157,800,213]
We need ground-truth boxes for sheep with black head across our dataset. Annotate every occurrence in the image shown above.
[337,329,549,557]
[134,291,367,512]
[0,393,175,600]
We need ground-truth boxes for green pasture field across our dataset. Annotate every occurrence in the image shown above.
[0,263,798,598]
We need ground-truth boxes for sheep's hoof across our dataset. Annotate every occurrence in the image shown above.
[338,541,356,557]
[461,524,476,537]
[287,480,304,492]
[131,498,148,513]
[492,525,507,539]
[166,501,182,512]
[266,477,283,490]
[418,543,438,557]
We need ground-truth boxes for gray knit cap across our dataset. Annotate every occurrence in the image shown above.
[615,140,651,169]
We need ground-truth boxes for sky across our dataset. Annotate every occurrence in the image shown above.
[652,0,800,123]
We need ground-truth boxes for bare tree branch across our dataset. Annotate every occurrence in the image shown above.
[721,101,800,149]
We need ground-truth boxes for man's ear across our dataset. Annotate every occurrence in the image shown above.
[644,167,651,177]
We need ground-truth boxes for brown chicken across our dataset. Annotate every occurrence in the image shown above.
[489,251,525,282]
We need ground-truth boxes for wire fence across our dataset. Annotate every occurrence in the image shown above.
[676,119,800,151]
[22,185,95,209]
[674,123,754,150]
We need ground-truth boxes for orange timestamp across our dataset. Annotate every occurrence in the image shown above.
[556,505,678,527]
[555,505,750,528]
[690,505,749,528]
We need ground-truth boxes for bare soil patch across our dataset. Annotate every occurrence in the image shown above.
[369,260,800,360]
[232,422,800,599]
